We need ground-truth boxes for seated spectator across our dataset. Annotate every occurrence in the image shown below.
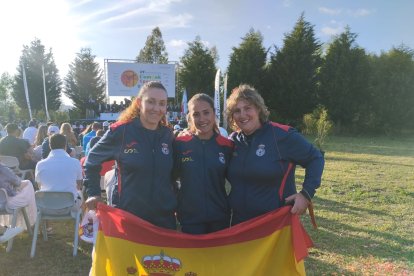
[0,123,37,170]
[60,123,78,148]
[82,122,101,152]
[0,163,37,229]
[84,129,105,156]
[35,134,83,215]
[22,120,38,145]
[33,125,48,161]
[42,125,74,159]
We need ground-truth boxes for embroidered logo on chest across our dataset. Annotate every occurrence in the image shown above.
[256,144,266,157]
[219,152,225,164]
[124,140,139,154]
[161,143,170,155]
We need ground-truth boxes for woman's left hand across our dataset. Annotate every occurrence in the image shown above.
[285,193,310,215]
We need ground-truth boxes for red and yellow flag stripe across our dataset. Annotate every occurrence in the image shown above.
[91,203,313,276]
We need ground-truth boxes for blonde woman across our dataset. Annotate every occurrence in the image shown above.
[60,122,78,147]
[84,81,177,229]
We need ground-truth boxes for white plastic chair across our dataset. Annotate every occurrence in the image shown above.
[30,191,81,258]
[0,155,33,180]
[0,188,33,252]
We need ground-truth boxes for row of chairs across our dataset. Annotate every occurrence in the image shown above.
[0,155,81,257]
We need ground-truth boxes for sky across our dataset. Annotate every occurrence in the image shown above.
[1,0,413,95]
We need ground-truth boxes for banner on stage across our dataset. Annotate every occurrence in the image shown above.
[107,62,175,98]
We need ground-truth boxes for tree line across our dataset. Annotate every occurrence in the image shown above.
[1,14,413,134]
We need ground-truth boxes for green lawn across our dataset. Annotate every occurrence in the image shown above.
[302,135,414,275]
[1,134,413,275]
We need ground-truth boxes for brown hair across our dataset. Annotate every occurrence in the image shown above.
[226,84,269,131]
[117,81,168,127]
[34,125,48,146]
[49,133,66,150]
[187,93,219,135]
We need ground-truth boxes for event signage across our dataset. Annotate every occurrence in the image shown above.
[107,61,175,97]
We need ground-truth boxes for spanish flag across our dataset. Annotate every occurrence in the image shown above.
[91,203,313,275]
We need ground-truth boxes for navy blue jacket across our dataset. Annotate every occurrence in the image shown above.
[228,122,324,225]
[173,133,233,225]
[83,118,177,229]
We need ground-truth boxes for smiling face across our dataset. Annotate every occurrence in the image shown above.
[232,99,262,135]
[188,99,216,140]
[138,87,168,130]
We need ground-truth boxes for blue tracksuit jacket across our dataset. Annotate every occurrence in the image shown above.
[173,133,233,225]
[83,118,177,229]
[227,121,324,225]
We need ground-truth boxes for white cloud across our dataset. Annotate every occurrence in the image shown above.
[99,0,182,25]
[116,13,193,31]
[319,7,341,15]
[347,8,373,17]
[168,39,187,48]
[321,26,343,36]
[166,39,187,62]
[158,13,193,29]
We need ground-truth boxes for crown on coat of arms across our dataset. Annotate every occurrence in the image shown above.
[142,250,182,276]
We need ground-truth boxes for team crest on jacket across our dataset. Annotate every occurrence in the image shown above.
[256,144,266,156]
[219,152,225,164]
[161,143,170,155]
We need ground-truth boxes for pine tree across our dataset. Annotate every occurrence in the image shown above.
[64,48,106,118]
[227,28,267,97]
[369,45,414,131]
[12,38,62,113]
[178,36,217,99]
[268,13,322,124]
[136,27,169,64]
[319,26,371,130]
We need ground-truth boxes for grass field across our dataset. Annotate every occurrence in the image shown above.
[1,134,413,275]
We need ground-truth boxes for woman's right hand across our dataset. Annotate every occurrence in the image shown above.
[85,196,103,210]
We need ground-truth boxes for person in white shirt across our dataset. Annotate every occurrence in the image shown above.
[22,120,38,145]
[35,134,83,214]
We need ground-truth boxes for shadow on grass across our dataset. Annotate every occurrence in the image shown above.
[315,197,391,218]
[0,221,93,276]
[302,198,413,266]
[305,254,353,275]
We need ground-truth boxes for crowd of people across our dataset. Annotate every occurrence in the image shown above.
[0,81,324,273]
[0,118,113,237]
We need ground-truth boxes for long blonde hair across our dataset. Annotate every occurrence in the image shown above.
[117,81,168,127]
[186,93,219,135]
[60,122,78,146]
